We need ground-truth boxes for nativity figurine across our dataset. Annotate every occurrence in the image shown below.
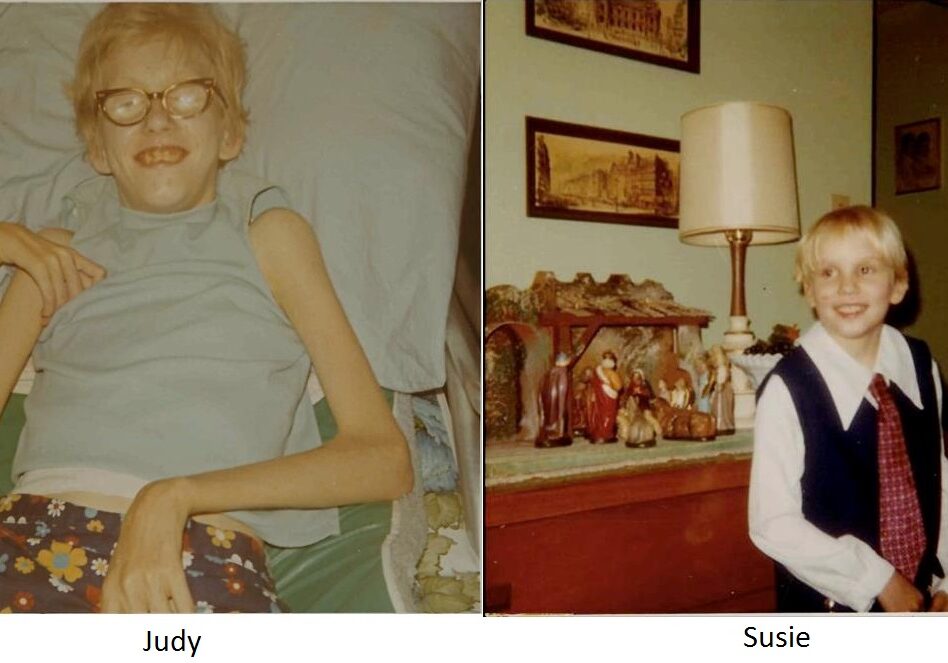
[536,352,572,448]
[669,377,694,410]
[616,391,662,448]
[650,398,717,441]
[587,351,622,443]
[570,367,593,438]
[709,344,735,434]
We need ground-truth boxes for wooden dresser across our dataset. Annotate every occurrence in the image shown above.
[485,436,776,614]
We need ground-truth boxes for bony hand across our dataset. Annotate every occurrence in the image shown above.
[100,479,196,613]
[0,222,106,319]
[929,591,948,612]
[877,570,925,612]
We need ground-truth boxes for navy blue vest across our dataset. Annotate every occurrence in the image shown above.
[758,336,944,611]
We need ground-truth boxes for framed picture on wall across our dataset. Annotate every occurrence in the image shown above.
[526,116,680,229]
[525,0,700,74]
[895,118,941,195]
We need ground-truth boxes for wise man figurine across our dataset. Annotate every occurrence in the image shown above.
[587,351,622,443]
[536,352,572,448]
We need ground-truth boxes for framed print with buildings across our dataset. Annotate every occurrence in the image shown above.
[526,116,680,228]
[526,0,700,74]
[895,118,941,195]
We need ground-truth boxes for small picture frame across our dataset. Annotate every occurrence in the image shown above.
[526,0,700,74]
[895,118,941,195]
[526,116,680,229]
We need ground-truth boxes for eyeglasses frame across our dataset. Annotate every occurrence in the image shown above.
[94,78,228,127]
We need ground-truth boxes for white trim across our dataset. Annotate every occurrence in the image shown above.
[13,467,146,499]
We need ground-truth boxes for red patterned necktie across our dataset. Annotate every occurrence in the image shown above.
[869,373,926,581]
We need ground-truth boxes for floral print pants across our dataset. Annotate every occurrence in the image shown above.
[0,493,284,613]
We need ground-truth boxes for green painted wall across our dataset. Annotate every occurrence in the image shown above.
[487,0,873,347]
[875,3,948,368]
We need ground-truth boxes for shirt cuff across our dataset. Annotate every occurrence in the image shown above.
[932,575,948,597]
[845,540,894,612]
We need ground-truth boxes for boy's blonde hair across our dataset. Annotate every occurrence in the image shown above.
[794,205,908,285]
[70,3,248,156]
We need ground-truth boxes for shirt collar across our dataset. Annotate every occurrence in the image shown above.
[799,322,921,429]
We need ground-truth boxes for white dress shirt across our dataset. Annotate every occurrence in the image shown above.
[749,322,948,611]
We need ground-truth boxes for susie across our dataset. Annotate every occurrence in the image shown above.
[743,626,810,648]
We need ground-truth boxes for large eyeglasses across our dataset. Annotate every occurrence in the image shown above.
[95,78,227,126]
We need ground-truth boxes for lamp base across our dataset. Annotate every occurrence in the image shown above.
[733,390,756,430]
[721,316,757,430]
[723,315,756,355]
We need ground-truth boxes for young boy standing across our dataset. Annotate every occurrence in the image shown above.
[749,206,948,612]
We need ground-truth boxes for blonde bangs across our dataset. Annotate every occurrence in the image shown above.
[70,4,248,153]
[794,205,908,285]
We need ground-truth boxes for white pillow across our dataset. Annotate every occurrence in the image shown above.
[0,3,480,392]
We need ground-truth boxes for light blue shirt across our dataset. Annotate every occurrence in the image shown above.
[12,171,339,547]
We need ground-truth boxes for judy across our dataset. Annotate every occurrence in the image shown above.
[142,629,202,657]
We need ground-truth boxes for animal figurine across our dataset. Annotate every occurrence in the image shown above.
[650,398,716,441]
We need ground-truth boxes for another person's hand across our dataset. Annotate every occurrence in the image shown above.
[0,222,106,319]
[929,590,948,612]
[877,571,925,612]
[100,479,196,613]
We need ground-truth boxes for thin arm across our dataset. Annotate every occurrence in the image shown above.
[161,208,413,515]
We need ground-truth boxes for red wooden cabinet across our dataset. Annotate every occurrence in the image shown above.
[485,455,776,613]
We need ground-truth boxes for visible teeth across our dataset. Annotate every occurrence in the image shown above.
[136,147,186,165]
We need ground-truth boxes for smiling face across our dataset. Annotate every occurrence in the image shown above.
[87,38,243,214]
[804,229,908,366]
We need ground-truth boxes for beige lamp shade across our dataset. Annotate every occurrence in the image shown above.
[679,101,801,246]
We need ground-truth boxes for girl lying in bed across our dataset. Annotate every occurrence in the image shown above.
[0,3,412,613]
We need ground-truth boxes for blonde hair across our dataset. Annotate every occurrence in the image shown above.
[794,205,908,285]
[70,3,248,155]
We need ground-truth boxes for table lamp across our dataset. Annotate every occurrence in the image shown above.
[679,101,801,353]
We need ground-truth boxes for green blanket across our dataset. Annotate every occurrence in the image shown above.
[0,392,396,612]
